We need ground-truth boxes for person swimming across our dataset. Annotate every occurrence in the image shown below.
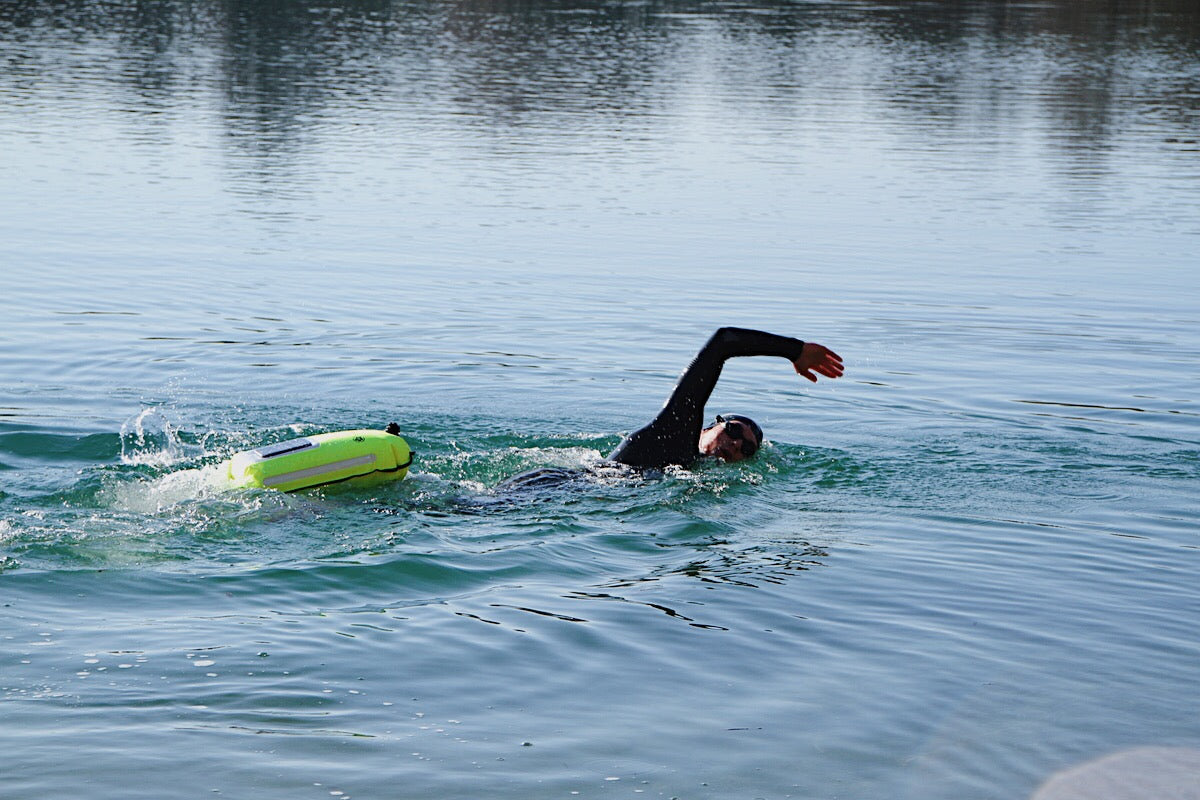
[500,327,842,489]
[607,326,842,469]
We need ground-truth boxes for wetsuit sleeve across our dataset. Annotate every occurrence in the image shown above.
[608,327,806,470]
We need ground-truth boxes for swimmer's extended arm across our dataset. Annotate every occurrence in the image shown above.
[608,327,841,469]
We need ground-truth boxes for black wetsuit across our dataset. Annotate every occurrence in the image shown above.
[608,327,806,470]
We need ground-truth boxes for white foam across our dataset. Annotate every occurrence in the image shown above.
[102,468,213,514]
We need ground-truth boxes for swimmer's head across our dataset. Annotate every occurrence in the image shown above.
[699,414,762,462]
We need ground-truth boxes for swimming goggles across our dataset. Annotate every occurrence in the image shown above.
[715,415,759,457]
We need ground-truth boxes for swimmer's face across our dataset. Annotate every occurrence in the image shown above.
[699,416,761,463]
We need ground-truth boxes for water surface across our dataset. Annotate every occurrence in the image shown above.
[2,2,1199,798]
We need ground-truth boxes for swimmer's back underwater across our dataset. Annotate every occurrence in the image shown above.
[496,466,585,491]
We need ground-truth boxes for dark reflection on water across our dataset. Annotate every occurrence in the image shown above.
[4,0,1198,161]
[5,0,1197,252]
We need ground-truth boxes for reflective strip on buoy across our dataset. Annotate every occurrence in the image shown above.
[261,453,377,487]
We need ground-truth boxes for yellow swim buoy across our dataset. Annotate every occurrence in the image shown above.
[209,427,412,493]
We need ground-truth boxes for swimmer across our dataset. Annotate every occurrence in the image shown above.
[608,326,843,470]
[501,327,842,489]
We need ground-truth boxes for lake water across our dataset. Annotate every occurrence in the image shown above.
[2,1,1199,798]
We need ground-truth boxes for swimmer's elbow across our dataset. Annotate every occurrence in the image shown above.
[697,326,749,359]
[704,327,740,350]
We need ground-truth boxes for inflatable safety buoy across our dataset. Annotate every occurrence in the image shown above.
[209,427,412,493]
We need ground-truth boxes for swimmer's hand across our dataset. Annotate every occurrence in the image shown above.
[793,342,844,383]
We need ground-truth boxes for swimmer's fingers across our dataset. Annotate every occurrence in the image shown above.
[793,343,844,383]
[813,353,844,379]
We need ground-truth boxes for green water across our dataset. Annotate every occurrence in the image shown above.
[3,1,1199,798]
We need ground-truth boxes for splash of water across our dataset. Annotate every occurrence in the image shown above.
[119,408,187,467]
